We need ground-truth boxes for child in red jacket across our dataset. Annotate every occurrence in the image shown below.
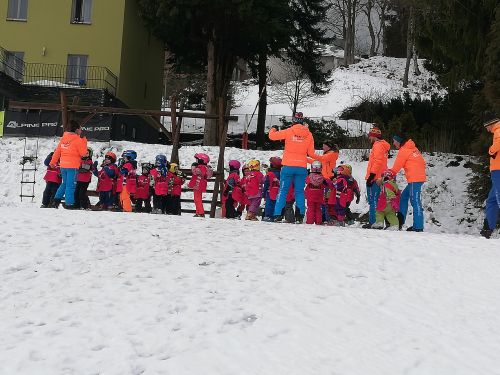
[305,161,328,225]
[151,154,169,214]
[244,159,264,221]
[135,163,153,213]
[188,153,213,217]
[166,163,186,215]
[327,165,349,226]
[92,152,119,210]
[41,152,62,208]
[74,147,93,210]
[341,164,361,224]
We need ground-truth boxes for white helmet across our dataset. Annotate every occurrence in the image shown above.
[311,160,322,173]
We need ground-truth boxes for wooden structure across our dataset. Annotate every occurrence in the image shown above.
[8,92,236,218]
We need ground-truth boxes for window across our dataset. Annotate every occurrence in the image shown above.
[7,0,28,21]
[5,51,24,81]
[66,54,88,85]
[71,0,92,24]
[132,127,137,140]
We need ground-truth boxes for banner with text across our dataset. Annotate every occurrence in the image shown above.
[2,110,112,141]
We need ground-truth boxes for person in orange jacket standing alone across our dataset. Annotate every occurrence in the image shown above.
[268,112,319,223]
[390,134,427,231]
[364,126,390,228]
[481,113,500,238]
[50,120,88,209]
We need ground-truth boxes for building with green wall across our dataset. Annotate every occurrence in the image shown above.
[0,0,164,110]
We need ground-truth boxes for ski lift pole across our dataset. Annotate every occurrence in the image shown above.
[242,83,267,150]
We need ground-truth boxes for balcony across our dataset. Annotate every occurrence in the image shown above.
[0,47,117,96]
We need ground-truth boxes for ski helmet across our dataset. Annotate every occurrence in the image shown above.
[122,150,137,160]
[86,147,93,158]
[247,159,260,171]
[340,164,352,176]
[269,156,282,168]
[194,153,210,164]
[105,151,117,163]
[169,163,179,173]
[228,160,241,170]
[381,169,395,181]
[155,154,167,167]
[311,160,322,173]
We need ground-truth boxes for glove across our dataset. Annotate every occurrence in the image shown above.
[93,161,98,169]
[271,125,279,131]
[355,196,360,204]
[366,173,376,187]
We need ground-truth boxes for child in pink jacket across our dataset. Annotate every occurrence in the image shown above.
[135,163,153,213]
[188,153,213,217]
[305,161,329,225]
[244,159,264,221]
[74,147,93,209]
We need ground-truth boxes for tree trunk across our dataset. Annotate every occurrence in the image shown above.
[204,35,218,145]
[403,5,414,88]
[366,0,376,56]
[256,53,267,149]
[413,45,421,76]
[344,0,357,65]
[292,79,300,115]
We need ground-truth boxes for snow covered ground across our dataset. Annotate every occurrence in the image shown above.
[1,207,499,375]
[1,136,498,374]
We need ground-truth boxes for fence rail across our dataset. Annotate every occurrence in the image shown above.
[0,46,117,95]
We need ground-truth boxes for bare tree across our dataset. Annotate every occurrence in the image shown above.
[402,4,415,87]
[268,60,321,115]
[327,0,348,38]
[344,0,364,65]
[374,0,389,55]
[363,0,377,56]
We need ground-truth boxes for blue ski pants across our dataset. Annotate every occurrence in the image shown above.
[399,182,424,230]
[54,168,78,206]
[485,170,500,230]
[274,166,307,217]
[367,182,381,225]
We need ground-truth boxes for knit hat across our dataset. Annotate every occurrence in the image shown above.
[323,141,339,151]
[368,127,382,139]
[393,135,405,144]
[483,111,500,127]
[292,112,304,124]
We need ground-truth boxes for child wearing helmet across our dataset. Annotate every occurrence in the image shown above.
[135,163,153,213]
[92,151,119,210]
[188,153,213,217]
[262,156,282,221]
[223,160,241,219]
[339,164,361,224]
[326,165,349,226]
[151,154,169,214]
[41,151,62,208]
[244,160,264,221]
[305,160,330,225]
[118,150,138,212]
[74,147,94,210]
[372,169,400,229]
[166,163,186,215]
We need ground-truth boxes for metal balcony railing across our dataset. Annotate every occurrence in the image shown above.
[0,46,118,96]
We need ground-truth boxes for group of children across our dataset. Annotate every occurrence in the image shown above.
[42,149,402,229]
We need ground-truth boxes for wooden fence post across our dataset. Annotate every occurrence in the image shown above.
[60,91,68,131]
[210,98,228,218]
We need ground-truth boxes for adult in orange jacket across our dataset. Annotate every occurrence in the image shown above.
[481,113,500,238]
[364,126,390,227]
[268,112,318,223]
[50,120,88,208]
[390,135,426,231]
[311,141,339,178]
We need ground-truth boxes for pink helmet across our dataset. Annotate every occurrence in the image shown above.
[311,160,322,173]
[269,156,282,168]
[228,160,241,169]
[194,153,210,164]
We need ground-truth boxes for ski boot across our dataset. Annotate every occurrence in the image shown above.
[273,215,283,223]
[406,227,423,232]
[295,212,304,224]
[52,199,61,209]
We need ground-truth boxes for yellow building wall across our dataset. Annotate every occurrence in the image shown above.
[0,0,164,109]
[118,0,164,110]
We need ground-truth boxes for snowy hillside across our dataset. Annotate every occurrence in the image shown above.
[162,56,446,136]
